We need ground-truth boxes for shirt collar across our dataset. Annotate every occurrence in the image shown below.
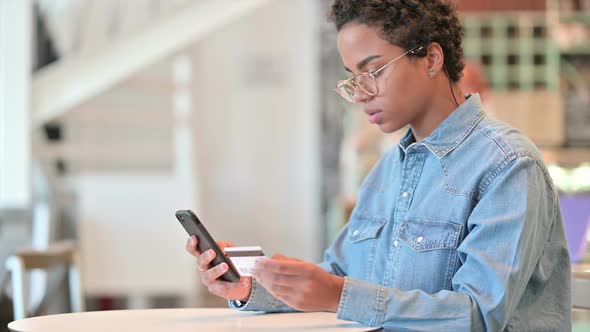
[398,94,486,159]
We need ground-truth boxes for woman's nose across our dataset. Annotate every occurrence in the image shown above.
[352,85,373,103]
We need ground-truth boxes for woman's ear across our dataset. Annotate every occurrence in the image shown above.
[425,43,445,78]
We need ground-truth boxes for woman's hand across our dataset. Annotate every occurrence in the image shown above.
[185,235,251,302]
[252,254,344,312]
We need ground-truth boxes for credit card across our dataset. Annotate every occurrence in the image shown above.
[225,246,265,276]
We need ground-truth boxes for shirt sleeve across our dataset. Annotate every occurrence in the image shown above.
[228,278,295,312]
[229,226,351,312]
[337,156,563,331]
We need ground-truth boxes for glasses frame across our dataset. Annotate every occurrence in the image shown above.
[335,45,425,103]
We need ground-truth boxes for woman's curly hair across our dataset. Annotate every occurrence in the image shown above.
[329,0,465,82]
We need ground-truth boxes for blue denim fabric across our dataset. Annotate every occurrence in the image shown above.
[230,94,571,331]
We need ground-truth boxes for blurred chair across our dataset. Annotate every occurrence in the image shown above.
[573,264,590,310]
[5,240,84,320]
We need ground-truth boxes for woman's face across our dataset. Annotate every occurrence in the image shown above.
[337,23,433,133]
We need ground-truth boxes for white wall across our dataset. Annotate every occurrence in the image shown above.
[191,0,321,262]
[74,174,197,296]
[0,0,32,209]
[73,0,321,299]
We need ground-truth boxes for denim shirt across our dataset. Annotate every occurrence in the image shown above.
[230,94,571,331]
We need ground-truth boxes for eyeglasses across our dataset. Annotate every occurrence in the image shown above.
[335,45,424,103]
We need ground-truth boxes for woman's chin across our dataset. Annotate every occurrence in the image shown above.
[377,121,404,134]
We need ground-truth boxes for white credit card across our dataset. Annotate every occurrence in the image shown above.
[225,246,265,276]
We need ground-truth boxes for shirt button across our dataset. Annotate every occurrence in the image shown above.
[393,240,399,247]
[402,191,410,198]
[416,236,424,243]
[353,230,360,237]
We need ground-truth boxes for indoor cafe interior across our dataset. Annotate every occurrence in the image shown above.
[1,0,590,331]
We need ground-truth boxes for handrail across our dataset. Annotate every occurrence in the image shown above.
[32,0,271,130]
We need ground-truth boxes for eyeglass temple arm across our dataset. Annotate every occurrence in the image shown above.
[372,45,425,77]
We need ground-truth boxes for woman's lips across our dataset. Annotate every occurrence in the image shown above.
[368,111,383,124]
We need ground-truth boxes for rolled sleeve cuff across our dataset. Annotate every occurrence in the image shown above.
[336,277,384,327]
[228,278,276,311]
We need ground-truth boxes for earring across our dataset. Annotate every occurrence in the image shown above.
[428,70,436,79]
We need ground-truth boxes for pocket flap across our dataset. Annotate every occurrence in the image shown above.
[348,212,387,243]
[397,219,461,252]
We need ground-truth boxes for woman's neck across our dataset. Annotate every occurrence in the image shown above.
[411,83,466,142]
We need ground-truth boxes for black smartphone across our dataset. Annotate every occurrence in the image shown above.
[175,209,241,282]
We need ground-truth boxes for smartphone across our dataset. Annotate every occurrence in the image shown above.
[175,209,241,282]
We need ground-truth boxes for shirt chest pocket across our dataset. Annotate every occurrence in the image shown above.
[394,219,462,293]
[397,219,462,252]
[345,212,387,280]
[349,214,387,243]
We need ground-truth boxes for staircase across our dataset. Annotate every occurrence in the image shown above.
[8,0,274,308]
[5,0,322,309]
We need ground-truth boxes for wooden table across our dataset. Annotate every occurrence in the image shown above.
[573,263,590,280]
[573,263,590,310]
[8,308,377,332]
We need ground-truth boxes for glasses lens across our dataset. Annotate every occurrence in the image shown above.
[335,74,378,102]
[356,74,377,95]
[336,82,355,102]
